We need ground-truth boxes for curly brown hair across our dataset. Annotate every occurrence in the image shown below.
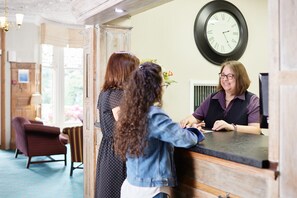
[114,62,163,160]
[217,60,251,95]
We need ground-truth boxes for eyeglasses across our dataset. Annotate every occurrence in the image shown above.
[219,73,235,80]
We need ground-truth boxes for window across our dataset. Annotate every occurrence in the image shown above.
[41,44,83,128]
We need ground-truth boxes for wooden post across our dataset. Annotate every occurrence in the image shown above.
[1,29,6,149]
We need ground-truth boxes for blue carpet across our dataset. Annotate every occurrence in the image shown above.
[0,146,83,198]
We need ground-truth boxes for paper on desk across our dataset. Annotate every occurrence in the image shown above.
[201,128,214,133]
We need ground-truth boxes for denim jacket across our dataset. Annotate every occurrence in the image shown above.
[126,106,198,187]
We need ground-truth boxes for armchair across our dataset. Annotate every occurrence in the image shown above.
[62,125,83,176]
[11,116,67,168]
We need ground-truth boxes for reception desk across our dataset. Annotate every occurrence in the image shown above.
[172,132,278,198]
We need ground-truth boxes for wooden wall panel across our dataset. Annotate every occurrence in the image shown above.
[279,86,297,197]
[279,2,297,70]
[173,150,277,198]
[10,62,36,149]
[268,0,280,163]
[83,27,97,198]
[269,0,297,196]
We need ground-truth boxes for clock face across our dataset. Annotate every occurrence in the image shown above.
[193,1,248,65]
[206,11,240,54]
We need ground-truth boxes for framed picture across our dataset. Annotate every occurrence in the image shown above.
[18,69,29,83]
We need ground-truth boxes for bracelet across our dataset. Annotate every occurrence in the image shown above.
[232,123,237,132]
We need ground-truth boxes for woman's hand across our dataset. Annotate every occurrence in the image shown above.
[212,120,233,131]
[112,106,120,121]
[180,115,199,128]
[192,122,205,131]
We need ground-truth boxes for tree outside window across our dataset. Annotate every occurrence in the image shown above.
[41,44,83,127]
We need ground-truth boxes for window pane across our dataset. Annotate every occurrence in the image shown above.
[64,48,83,68]
[41,45,83,127]
[64,47,83,124]
[41,44,54,124]
[41,67,54,124]
[41,44,53,67]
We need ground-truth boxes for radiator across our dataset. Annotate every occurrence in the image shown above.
[190,80,217,112]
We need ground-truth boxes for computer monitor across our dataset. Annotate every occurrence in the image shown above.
[259,73,269,128]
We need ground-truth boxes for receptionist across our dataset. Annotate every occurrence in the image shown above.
[180,60,261,134]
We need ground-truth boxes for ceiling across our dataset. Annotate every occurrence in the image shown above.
[0,0,79,25]
[0,0,172,26]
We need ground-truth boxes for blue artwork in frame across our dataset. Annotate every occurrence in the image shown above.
[18,69,29,83]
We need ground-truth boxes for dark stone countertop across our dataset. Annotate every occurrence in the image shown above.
[185,131,269,168]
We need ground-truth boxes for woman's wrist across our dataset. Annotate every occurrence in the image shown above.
[231,123,237,132]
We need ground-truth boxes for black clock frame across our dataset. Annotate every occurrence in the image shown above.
[194,0,248,65]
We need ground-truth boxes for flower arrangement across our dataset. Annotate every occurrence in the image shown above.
[140,59,177,87]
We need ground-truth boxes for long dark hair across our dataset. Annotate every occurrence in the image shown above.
[102,52,140,91]
[114,62,163,160]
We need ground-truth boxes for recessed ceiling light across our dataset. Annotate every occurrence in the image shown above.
[114,8,125,13]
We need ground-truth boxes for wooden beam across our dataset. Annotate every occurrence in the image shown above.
[72,0,172,25]
[1,29,6,149]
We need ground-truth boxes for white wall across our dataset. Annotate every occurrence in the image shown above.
[6,23,40,62]
[113,0,268,121]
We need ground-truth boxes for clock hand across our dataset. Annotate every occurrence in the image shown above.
[222,31,229,43]
[222,31,232,48]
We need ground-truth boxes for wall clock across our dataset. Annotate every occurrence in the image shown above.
[194,0,248,65]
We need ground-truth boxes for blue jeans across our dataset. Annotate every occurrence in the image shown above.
[153,193,169,198]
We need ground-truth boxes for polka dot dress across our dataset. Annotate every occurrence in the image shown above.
[95,89,126,198]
